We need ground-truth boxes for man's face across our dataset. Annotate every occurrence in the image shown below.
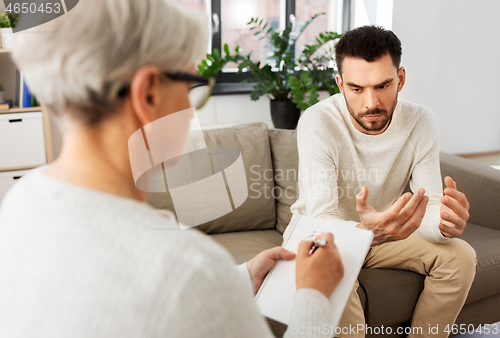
[335,54,406,135]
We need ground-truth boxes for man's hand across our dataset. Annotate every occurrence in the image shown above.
[247,247,295,294]
[356,186,429,246]
[439,176,470,238]
[296,233,344,299]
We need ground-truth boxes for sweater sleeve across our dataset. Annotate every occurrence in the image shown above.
[410,110,449,244]
[284,289,334,338]
[165,245,334,338]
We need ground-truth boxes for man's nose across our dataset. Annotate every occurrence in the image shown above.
[365,90,380,111]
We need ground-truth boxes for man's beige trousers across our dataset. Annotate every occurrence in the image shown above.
[337,230,477,338]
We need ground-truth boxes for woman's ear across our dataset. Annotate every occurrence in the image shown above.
[129,65,164,126]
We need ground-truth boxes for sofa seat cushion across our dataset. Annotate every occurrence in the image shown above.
[358,222,500,327]
[358,268,424,326]
[148,122,276,234]
[460,222,500,304]
[210,229,283,264]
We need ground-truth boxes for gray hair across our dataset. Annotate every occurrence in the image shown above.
[13,0,208,125]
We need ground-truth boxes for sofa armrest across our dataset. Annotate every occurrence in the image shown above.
[440,152,500,231]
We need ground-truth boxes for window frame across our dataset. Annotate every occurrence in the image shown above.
[209,0,352,95]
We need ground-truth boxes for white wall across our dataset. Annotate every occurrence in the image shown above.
[196,94,271,127]
[392,0,500,154]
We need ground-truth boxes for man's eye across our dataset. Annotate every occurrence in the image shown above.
[352,88,361,92]
[378,85,387,89]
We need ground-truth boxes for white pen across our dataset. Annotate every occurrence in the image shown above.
[309,238,327,255]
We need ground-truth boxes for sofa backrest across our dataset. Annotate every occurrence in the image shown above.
[149,121,498,236]
[148,122,276,234]
[439,152,500,231]
[268,129,299,234]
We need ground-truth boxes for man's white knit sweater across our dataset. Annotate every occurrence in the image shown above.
[0,168,333,338]
[290,94,448,244]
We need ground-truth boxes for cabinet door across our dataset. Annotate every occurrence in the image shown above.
[0,112,47,170]
[0,169,32,204]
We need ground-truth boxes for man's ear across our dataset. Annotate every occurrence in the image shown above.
[129,66,163,127]
[397,66,406,92]
[335,74,344,95]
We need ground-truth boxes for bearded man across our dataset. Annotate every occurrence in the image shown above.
[287,25,477,338]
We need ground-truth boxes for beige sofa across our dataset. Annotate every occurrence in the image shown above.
[148,122,500,337]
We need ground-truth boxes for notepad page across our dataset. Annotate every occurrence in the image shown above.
[255,215,373,328]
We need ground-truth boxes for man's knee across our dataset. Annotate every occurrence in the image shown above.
[439,239,477,285]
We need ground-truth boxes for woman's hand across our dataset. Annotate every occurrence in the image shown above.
[247,247,296,294]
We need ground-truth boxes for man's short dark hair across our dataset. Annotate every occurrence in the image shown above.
[334,25,402,74]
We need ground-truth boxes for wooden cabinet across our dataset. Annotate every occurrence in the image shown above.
[0,49,53,203]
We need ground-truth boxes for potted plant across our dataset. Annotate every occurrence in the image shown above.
[198,13,341,129]
[0,12,19,49]
[0,81,4,103]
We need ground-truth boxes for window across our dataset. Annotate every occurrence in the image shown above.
[352,0,393,30]
[220,0,280,72]
[175,0,352,91]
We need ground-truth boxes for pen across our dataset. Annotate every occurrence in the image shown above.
[309,238,327,255]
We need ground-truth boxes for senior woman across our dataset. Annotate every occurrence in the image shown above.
[0,0,344,337]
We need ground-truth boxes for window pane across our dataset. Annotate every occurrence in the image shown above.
[295,0,339,62]
[221,0,281,72]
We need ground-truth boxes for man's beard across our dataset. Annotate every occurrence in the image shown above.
[345,94,398,132]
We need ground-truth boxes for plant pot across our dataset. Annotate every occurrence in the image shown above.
[270,100,301,130]
[0,28,15,49]
[0,91,5,103]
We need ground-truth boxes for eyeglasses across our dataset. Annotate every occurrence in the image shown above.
[114,72,216,110]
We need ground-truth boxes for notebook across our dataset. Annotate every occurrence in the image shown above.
[255,214,374,327]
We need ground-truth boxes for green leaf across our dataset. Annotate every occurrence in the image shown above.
[223,44,230,55]
[213,48,220,59]
[206,54,215,62]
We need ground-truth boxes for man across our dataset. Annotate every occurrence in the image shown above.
[288,26,477,338]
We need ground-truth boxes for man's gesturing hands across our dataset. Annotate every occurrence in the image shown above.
[439,176,470,238]
[355,186,429,246]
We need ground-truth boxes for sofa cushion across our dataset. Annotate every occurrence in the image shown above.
[148,122,276,234]
[269,129,299,234]
[209,229,283,264]
[440,152,500,231]
[460,222,500,304]
[358,268,424,326]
